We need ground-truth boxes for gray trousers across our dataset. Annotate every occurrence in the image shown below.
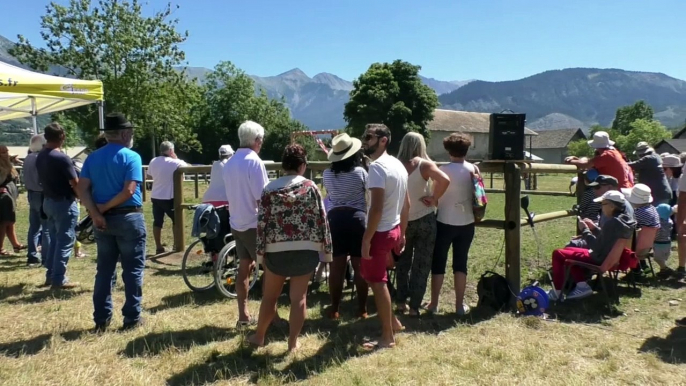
[396,212,436,310]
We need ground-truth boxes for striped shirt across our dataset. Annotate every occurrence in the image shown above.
[635,205,660,229]
[580,188,601,222]
[323,167,368,212]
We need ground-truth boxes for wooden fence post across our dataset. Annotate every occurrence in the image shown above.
[141,166,147,202]
[173,168,185,252]
[490,172,494,188]
[504,162,521,307]
[194,172,199,199]
[576,170,585,235]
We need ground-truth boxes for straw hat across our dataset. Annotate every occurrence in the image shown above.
[662,154,682,168]
[328,133,362,162]
[621,183,653,205]
[634,141,652,156]
[587,131,614,149]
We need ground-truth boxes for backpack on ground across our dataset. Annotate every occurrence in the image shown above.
[471,165,487,222]
[476,270,511,311]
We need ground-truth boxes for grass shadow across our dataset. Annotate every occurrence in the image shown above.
[121,326,237,357]
[0,329,90,358]
[0,283,27,301]
[149,266,183,277]
[639,326,686,364]
[6,288,91,305]
[147,290,226,314]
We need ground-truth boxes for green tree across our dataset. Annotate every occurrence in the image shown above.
[9,0,200,153]
[567,139,595,158]
[344,60,439,154]
[611,100,654,135]
[191,61,308,164]
[615,119,671,158]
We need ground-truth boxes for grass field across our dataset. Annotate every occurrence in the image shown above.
[0,175,685,385]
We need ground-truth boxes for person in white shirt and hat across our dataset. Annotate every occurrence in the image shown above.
[565,131,634,189]
[202,145,234,207]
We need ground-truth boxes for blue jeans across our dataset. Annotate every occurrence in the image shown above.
[42,198,78,285]
[27,191,50,262]
[93,212,146,325]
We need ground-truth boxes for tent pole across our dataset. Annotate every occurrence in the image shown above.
[98,101,105,130]
[30,97,37,134]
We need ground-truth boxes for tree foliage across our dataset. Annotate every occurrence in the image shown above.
[344,60,439,154]
[615,119,672,158]
[611,100,654,135]
[190,61,308,164]
[9,0,200,152]
[567,138,595,158]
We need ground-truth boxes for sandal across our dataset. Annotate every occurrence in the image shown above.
[0,250,11,256]
[235,317,257,329]
[13,245,26,253]
[421,303,439,314]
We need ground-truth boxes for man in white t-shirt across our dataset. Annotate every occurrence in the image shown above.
[223,121,270,327]
[360,123,410,349]
[202,144,234,206]
[146,141,187,254]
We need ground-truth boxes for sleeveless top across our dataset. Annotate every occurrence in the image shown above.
[407,159,434,221]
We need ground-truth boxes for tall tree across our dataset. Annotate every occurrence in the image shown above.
[611,100,654,135]
[191,61,308,164]
[344,60,439,153]
[9,0,200,152]
[615,119,672,158]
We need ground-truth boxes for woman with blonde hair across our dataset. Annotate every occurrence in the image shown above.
[0,145,26,256]
[395,132,450,315]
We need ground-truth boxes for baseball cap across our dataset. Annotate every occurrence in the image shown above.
[586,175,619,188]
[593,190,626,204]
[218,144,234,156]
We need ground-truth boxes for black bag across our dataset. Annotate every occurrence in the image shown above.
[476,271,512,311]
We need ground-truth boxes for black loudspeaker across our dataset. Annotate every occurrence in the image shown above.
[488,113,526,160]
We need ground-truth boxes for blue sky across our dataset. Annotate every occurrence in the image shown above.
[1,0,685,82]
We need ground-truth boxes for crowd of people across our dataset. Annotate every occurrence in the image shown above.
[4,122,686,348]
[558,131,686,309]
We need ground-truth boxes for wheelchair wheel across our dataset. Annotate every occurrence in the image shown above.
[181,238,216,292]
[214,240,259,298]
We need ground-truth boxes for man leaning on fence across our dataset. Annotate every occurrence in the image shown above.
[146,141,187,254]
[222,120,270,328]
[77,113,147,332]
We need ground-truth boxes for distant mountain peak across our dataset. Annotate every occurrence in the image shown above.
[277,68,310,80]
[312,72,353,91]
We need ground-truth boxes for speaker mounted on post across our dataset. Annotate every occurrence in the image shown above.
[488,112,526,160]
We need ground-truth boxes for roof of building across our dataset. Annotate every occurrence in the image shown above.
[7,146,87,159]
[655,139,686,153]
[427,109,538,136]
[530,128,586,149]
[672,125,686,139]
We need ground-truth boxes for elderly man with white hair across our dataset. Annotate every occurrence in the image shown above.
[23,134,49,266]
[223,120,270,328]
[146,141,188,254]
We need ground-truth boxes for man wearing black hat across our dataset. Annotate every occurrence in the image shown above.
[77,113,146,332]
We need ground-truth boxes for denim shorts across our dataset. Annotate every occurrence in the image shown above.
[328,207,366,258]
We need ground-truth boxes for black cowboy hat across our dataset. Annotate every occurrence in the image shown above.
[104,113,134,131]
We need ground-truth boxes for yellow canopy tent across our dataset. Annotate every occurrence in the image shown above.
[0,61,105,134]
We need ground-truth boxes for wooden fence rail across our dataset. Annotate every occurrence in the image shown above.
[171,160,582,308]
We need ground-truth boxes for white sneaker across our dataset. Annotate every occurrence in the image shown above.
[548,289,561,301]
[566,282,593,300]
[456,304,470,315]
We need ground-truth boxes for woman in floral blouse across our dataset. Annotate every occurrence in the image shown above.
[248,144,332,352]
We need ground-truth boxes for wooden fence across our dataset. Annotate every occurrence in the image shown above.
[171,161,583,305]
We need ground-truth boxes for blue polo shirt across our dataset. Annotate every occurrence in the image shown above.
[81,143,143,207]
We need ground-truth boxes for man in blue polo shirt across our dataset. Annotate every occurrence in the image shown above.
[77,113,146,332]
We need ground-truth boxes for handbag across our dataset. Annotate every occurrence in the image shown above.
[471,166,487,222]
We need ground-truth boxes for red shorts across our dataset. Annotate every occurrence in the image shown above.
[361,225,401,283]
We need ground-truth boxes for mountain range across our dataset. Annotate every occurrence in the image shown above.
[3,33,686,135]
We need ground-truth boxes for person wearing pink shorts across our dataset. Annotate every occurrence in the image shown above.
[360,123,410,350]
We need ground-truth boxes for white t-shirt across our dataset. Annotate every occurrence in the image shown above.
[202,159,228,203]
[368,153,408,232]
[223,148,269,231]
[437,161,476,226]
[147,156,187,200]
[679,164,686,192]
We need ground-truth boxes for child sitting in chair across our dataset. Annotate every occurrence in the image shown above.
[654,203,674,278]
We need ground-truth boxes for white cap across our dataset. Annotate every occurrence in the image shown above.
[621,183,653,205]
[593,190,625,204]
[587,131,615,149]
[218,144,234,156]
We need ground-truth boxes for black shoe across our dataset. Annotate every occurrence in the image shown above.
[26,257,41,266]
[676,268,686,280]
[121,317,145,331]
[676,317,686,327]
[92,320,111,334]
[656,268,675,280]
[38,280,52,288]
